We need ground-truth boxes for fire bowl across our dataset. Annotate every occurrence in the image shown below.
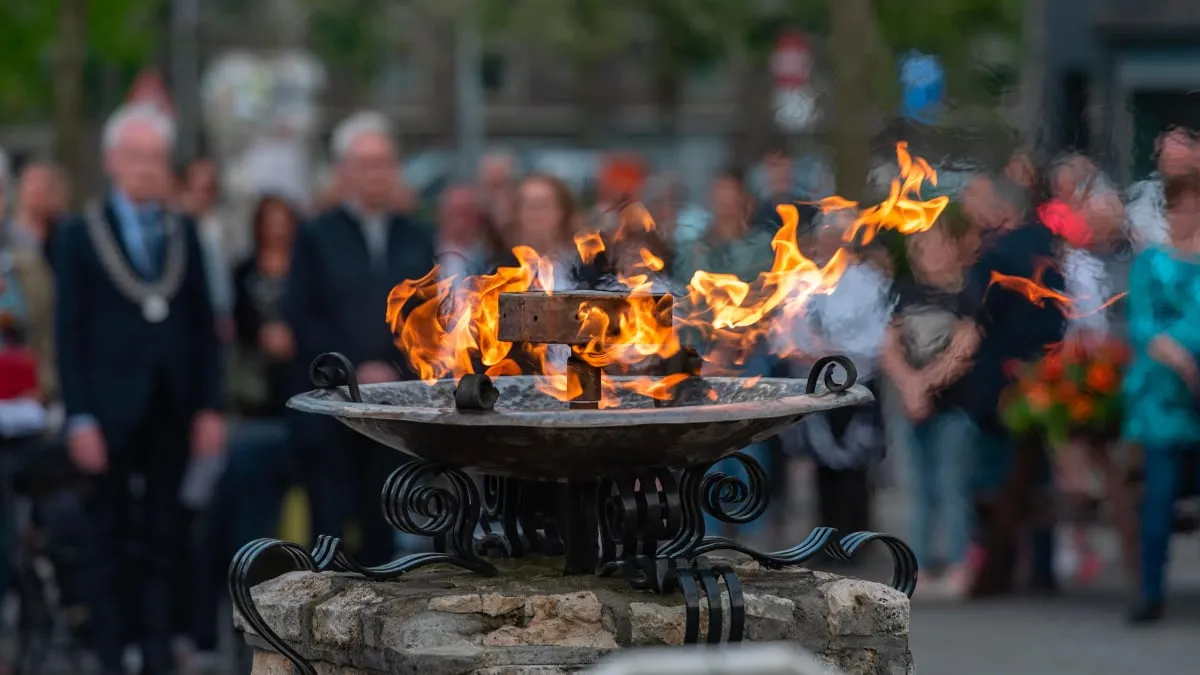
[287,374,872,480]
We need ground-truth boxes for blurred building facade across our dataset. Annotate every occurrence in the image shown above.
[1044,0,1200,181]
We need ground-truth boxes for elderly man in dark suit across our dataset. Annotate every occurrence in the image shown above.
[55,103,224,675]
[283,111,435,566]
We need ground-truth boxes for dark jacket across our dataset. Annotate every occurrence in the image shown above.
[283,205,436,386]
[232,258,291,417]
[54,201,221,434]
[964,220,1066,433]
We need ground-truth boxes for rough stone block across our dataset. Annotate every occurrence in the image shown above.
[822,578,910,638]
[238,560,911,675]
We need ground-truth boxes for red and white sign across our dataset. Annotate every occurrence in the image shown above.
[771,30,811,90]
[125,68,176,118]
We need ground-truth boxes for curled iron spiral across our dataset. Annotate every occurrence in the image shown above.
[699,453,770,525]
[805,354,858,394]
[380,461,489,564]
[308,352,361,402]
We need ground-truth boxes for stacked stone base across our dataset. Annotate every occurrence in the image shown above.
[236,558,912,675]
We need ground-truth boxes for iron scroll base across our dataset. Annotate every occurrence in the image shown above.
[229,453,917,675]
[229,353,916,674]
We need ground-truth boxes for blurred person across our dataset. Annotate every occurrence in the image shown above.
[1003,147,1040,195]
[9,161,65,262]
[1037,153,1102,250]
[190,195,301,661]
[961,174,1066,596]
[1122,173,1200,623]
[1,166,57,402]
[284,111,435,566]
[477,150,518,235]
[882,223,981,598]
[590,154,648,237]
[1127,128,1200,251]
[753,149,819,236]
[179,157,235,339]
[503,173,581,287]
[784,213,893,541]
[54,103,224,675]
[642,172,688,272]
[673,168,771,286]
[674,167,778,540]
[1050,186,1139,588]
[436,184,491,281]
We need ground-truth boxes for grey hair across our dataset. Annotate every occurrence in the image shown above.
[331,110,393,161]
[102,103,176,152]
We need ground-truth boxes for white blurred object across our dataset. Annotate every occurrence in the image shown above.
[242,134,312,209]
[1126,177,1168,251]
[774,89,819,133]
[587,644,845,675]
[179,452,228,510]
[0,400,48,437]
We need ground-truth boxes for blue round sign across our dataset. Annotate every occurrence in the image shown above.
[900,51,944,124]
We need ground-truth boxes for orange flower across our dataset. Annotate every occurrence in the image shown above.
[1027,384,1052,412]
[1069,397,1094,422]
[1042,352,1064,380]
[1056,382,1079,405]
[1085,363,1119,394]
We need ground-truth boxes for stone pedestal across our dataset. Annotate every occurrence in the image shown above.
[235,559,912,675]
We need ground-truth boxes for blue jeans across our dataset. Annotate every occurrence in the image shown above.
[1139,446,1200,604]
[905,408,976,567]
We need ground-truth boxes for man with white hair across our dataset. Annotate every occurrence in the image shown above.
[284,110,435,565]
[54,103,224,675]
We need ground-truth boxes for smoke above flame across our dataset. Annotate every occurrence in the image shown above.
[386,142,948,407]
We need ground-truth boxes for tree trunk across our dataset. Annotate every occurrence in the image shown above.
[54,0,88,208]
[829,0,873,202]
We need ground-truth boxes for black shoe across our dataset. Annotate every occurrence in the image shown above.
[1127,600,1164,624]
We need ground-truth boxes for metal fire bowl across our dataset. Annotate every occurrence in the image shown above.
[287,376,872,480]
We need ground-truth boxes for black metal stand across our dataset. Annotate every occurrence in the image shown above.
[228,354,918,675]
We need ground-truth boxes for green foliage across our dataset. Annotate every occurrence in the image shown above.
[305,0,394,83]
[0,0,161,119]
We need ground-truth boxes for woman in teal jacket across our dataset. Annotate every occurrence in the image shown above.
[1123,174,1200,623]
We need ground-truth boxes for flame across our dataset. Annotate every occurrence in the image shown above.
[814,142,949,245]
[987,261,1127,319]
[387,143,947,407]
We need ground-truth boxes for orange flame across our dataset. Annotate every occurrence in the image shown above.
[814,142,949,245]
[387,143,947,407]
[987,262,1127,319]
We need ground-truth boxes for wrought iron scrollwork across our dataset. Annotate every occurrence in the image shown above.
[806,354,858,394]
[229,536,494,675]
[380,461,496,569]
[602,451,918,602]
[309,352,361,402]
[228,459,498,675]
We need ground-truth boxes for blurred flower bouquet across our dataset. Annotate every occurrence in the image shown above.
[1000,333,1131,445]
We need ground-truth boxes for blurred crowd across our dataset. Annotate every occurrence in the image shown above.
[2,100,1200,674]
